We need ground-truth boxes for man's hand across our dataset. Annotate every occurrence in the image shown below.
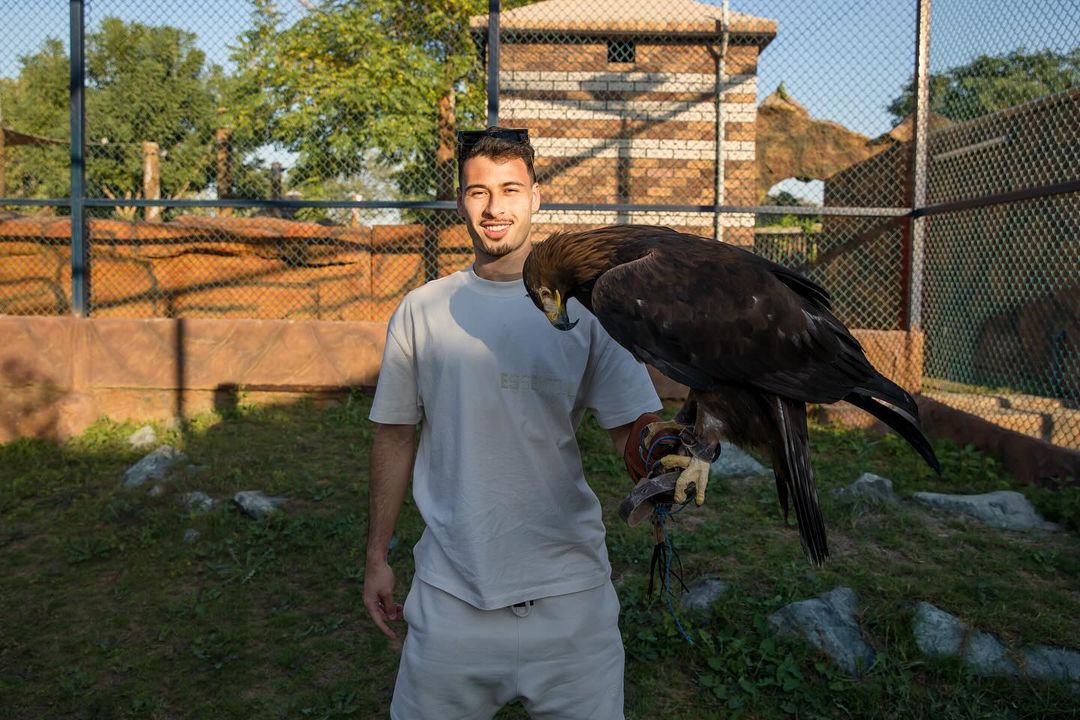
[363,559,403,640]
[622,412,688,485]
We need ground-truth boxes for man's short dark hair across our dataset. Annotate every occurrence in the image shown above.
[457,127,536,188]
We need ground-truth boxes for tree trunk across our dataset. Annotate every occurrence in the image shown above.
[216,126,232,217]
[435,89,456,201]
[142,141,161,222]
[426,86,457,282]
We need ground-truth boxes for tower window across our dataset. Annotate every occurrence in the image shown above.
[607,39,635,64]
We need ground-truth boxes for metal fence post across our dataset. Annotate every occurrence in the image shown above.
[905,0,932,331]
[487,0,500,127]
[70,0,89,316]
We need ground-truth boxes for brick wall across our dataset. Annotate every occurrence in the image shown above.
[502,38,761,244]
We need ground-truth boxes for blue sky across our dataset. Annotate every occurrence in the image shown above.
[2,0,1075,201]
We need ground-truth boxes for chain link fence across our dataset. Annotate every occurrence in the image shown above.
[0,0,1077,450]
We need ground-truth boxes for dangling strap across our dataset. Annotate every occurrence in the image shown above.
[651,505,694,646]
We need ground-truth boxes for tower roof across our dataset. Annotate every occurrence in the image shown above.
[471,0,777,39]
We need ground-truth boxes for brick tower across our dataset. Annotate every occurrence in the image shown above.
[471,0,776,245]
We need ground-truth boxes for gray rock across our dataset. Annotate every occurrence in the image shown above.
[913,601,966,657]
[122,446,186,488]
[681,577,730,613]
[128,425,157,450]
[148,484,165,497]
[1023,645,1080,689]
[183,528,201,543]
[768,586,875,675]
[913,490,1058,531]
[913,602,1018,677]
[182,491,216,515]
[833,473,898,503]
[233,490,286,520]
[965,630,1019,677]
[711,442,770,478]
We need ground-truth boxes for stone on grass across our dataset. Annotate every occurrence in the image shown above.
[148,485,164,497]
[833,473,898,503]
[233,490,286,520]
[681,577,731,613]
[183,528,201,543]
[711,442,770,478]
[912,490,1058,531]
[122,446,186,488]
[913,602,1017,677]
[1023,645,1080,690]
[965,630,1019,677]
[913,601,966,657]
[768,586,875,675]
[182,491,216,515]
[128,425,157,450]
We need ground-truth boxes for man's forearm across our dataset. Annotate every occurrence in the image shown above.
[367,424,416,562]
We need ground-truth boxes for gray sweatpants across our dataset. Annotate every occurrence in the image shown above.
[390,576,625,720]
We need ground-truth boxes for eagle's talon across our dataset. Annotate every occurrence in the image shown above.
[661,455,711,505]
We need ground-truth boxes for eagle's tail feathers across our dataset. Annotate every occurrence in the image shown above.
[774,399,829,566]
[845,392,942,474]
[854,372,920,419]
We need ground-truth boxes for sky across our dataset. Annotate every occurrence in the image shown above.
[2,0,1076,203]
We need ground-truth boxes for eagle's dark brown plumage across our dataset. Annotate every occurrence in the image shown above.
[523,224,941,565]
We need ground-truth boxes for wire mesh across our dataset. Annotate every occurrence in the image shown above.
[0,4,72,314]
[920,0,1080,449]
[0,0,1077,449]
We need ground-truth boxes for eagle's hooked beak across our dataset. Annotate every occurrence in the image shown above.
[542,289,578,331]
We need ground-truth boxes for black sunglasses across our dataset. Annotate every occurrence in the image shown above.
[457,127,530,148]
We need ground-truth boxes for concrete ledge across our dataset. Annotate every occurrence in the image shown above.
[0,315,386,442]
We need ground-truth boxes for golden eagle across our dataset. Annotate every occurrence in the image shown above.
[523,225,941,564]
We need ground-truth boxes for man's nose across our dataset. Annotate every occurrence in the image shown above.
[484,193,506,217]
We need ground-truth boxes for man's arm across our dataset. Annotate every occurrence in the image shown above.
[608,422,634,459]
[609,411,665,485]
[363,422,416,640]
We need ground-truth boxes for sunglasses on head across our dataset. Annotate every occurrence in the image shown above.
[457,127,530,149]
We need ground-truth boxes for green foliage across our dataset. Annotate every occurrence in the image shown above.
[228,0,491,199]
[1,19,268,206]
[0,39,71,198]
[888,48,1080,125]
[85,18,220,200]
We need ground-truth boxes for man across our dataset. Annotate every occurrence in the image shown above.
[362,127,663,719]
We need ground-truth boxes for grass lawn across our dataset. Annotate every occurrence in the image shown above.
[1,391,1078,719]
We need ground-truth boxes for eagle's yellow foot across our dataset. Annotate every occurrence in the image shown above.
[659,454,711,505]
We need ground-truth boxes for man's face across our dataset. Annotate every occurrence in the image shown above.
[457,154,541,261]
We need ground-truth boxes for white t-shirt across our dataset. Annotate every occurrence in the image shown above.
[369,267,661,610]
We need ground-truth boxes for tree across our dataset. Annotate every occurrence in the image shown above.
[0,39,70,199]
[228,0,493,202]
[2,20,262,206]
[86,18,222,202]
[887,48,1080,125]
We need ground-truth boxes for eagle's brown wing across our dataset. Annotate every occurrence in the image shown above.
[589,237,874,403]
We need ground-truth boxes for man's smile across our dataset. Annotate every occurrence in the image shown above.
[481,222,512,239]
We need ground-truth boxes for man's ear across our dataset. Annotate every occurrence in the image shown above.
[531,182,541,213]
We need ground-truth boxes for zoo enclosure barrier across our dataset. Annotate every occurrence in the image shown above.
[0,0,1077,451]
